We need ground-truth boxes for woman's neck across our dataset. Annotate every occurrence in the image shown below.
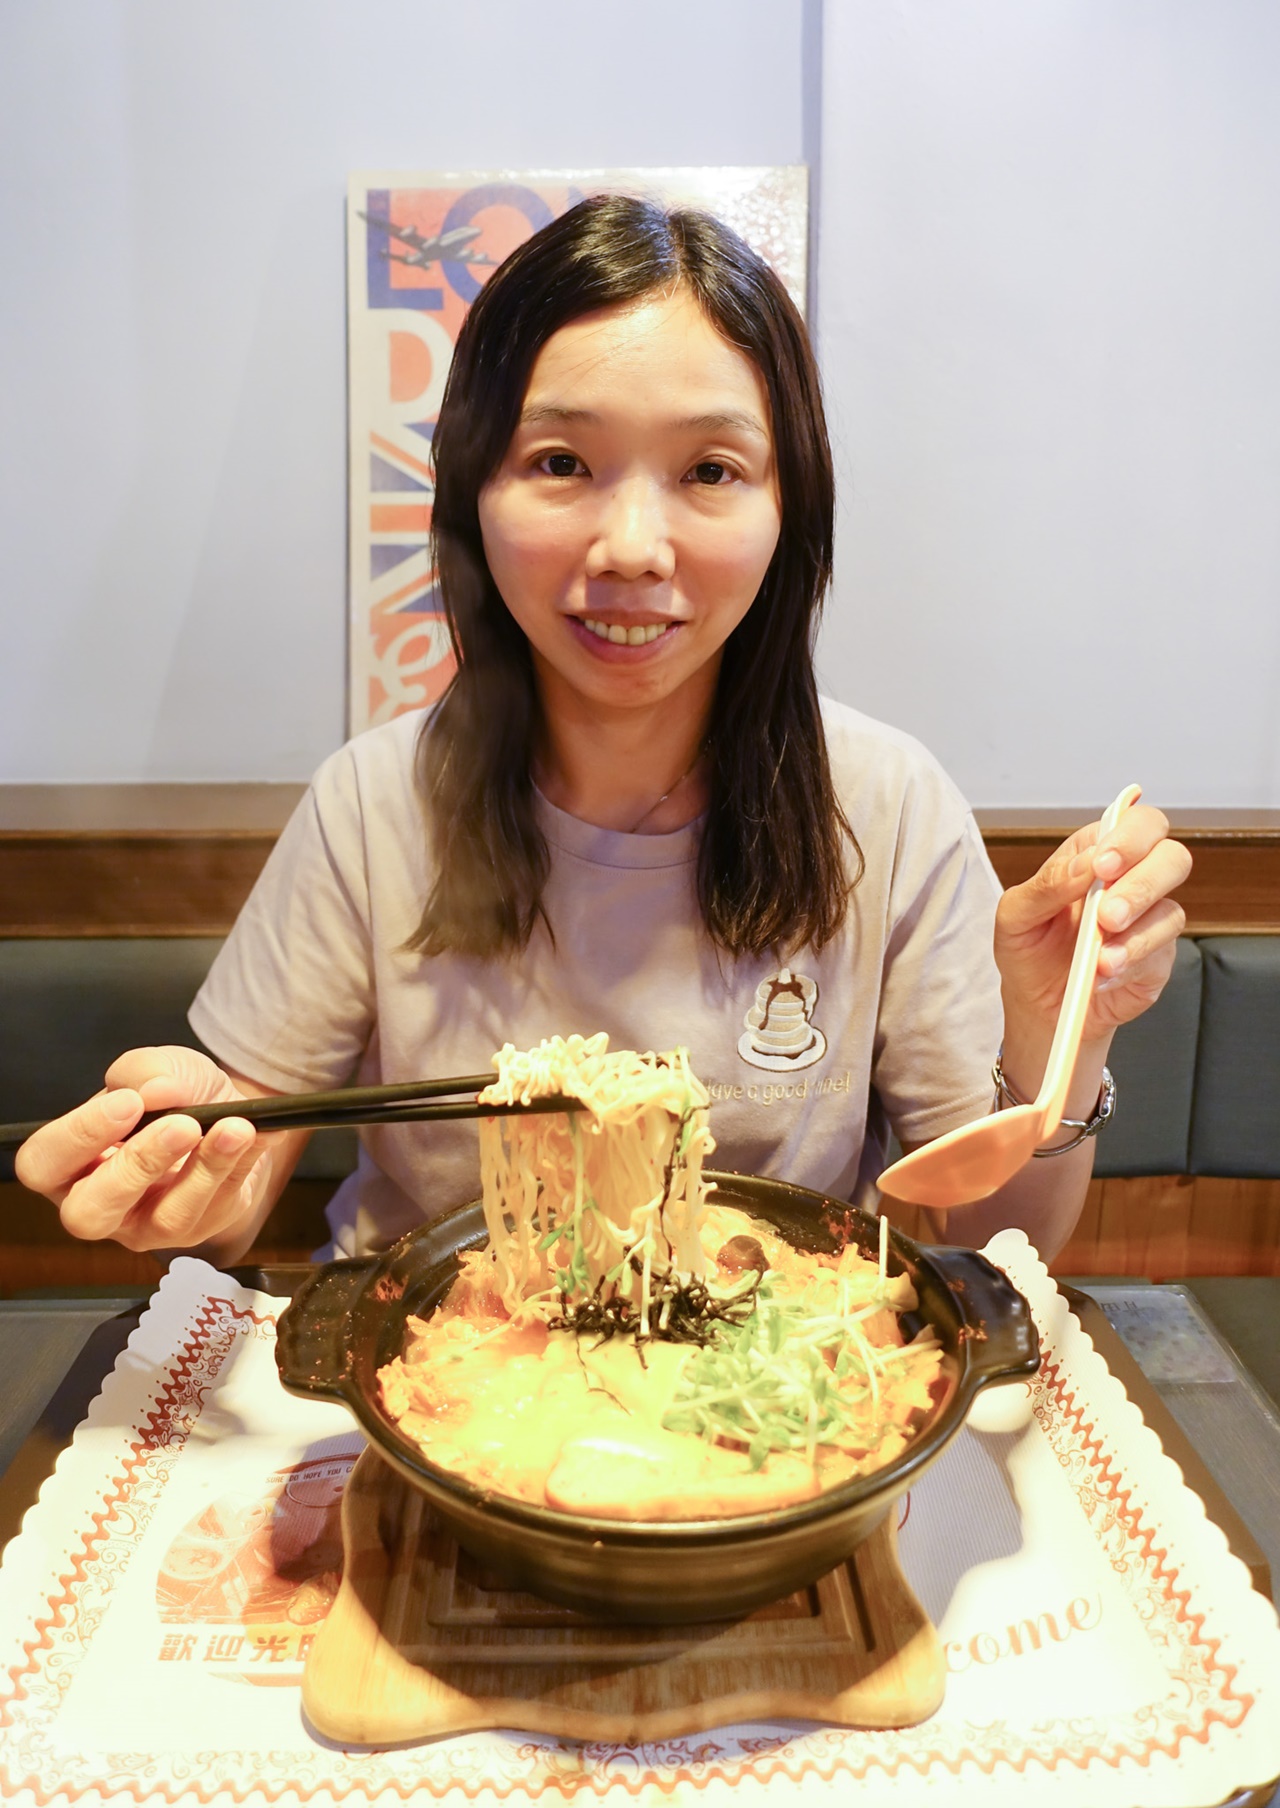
[535,695,712,835]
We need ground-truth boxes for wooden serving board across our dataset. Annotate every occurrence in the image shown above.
[303,1448,945,1745]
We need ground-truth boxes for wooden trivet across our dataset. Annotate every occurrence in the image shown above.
[303,1448,945,1745]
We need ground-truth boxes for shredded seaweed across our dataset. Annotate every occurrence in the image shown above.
[548,1261,761,1352]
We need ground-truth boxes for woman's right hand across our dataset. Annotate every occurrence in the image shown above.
[14,1045,277,1253]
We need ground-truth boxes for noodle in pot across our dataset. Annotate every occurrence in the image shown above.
[377,1035,946,1520]
[476,1033,715,1333]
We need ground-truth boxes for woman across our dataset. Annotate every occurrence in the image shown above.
[16,197,1190,1264]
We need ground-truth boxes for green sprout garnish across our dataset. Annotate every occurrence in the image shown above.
[662,1273,934,1469]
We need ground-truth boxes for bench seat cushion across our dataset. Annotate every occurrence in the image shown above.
[1190,937,1280,1178]
[1093,936,1201,1177]
[5,933,1276,1189]
[0,939,354,1183]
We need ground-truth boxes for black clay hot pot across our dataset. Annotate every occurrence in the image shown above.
[276,1171,1039,1623]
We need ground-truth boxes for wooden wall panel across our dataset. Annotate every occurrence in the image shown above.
[1,790,1277,936]
[1096,1174,1193,1278]
[1051,1176,1280,1279]
[0,1179,336,1297]
[979,811,1280,935]
[0,836,286,936]
[2,786,1277,1288]
[0,784,303,938]
[1183,1178,1280,1278]
[818,1177,1280,1280]
[7,1176,1278,1297]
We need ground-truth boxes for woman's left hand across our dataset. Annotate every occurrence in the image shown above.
[994,801,1193,1045]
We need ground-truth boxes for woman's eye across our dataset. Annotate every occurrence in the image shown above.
[541,452,583,477]
[689,460,732,486]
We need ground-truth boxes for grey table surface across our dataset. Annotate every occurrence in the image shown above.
[0,1296,145,1486]
[1064,1274,1280,1618]
[1,1275,1277,1807]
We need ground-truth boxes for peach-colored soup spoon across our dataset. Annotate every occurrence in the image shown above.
[877,783,1142,1210]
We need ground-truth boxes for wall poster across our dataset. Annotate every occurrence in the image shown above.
[346,167,808,736]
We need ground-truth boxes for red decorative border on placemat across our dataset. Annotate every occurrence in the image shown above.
[0,1293,1261,1804]
[0,1295,275,1802]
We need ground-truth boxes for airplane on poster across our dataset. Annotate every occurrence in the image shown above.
[359,213,496,271]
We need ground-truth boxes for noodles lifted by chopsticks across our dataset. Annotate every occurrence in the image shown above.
[476,1032,714,1334]
[380,1036,950,1517]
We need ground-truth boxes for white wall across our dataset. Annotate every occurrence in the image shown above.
[816,0,1280,807]
[0,0,806,781]
[5,1,1279,806]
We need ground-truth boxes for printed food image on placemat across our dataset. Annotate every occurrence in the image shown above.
[154,1454,356,1680]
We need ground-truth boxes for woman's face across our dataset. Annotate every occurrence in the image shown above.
[477,288,782,726]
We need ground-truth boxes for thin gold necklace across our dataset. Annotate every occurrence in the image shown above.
[626,741,708,834]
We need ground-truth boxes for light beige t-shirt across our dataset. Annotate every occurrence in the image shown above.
[190,700,1004,1256]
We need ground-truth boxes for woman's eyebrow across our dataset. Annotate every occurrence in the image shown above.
[676,410,771,442]
[519,403,769,440]
[520,404,598,426]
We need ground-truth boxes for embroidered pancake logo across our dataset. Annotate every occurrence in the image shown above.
[738,967,827,1071]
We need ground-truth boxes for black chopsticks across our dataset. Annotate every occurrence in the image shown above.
[0,1073,585,1154]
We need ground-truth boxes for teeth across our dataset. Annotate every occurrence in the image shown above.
[582,618,671,646]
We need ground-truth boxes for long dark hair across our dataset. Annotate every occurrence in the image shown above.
[410,194,860,960]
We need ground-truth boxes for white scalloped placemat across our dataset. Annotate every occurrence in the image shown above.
[1,1232,1278,1807]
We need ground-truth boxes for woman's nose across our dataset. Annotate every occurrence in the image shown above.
[585,478,676,582]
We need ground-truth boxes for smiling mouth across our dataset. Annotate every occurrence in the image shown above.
[580,617,676,647]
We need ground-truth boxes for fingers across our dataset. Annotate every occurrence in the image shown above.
[59,1115,268,1246]
[113,1124,268,1251]
[17,1044,242,1207]
[1097,895,1186,987]
[1000,805,1192,940]
[56,1114,206,1238]
[1081,800,1167,879]
[105,1044,235,1109]
[1094,832,1194,939]
[16,1045,277,1254]
[997,839,1094,938]
[102,1045,183,1092]
[15,1087,148,1200]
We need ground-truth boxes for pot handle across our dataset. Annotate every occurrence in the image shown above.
[925,1246,1041,1387]
[274,1257,378,1400]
